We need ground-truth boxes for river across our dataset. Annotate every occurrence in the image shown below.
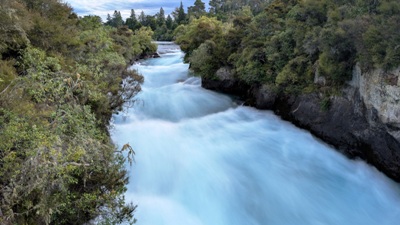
[111,42,400,225]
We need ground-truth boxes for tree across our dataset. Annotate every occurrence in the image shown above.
[356,0,379,14]
[0,1,157,224]
[145,15,157,30]
[138,11,146,25]
[113,10,124,27]
[126,9,140,30]
[176,0,400,94]
[106,10,124,27]
[106,13,112,25]
[189,40,220,78]
[0,0,30,57]
[188,0,206,19]
[174,1,187,24]
[175,16,224,61]
[79,15,102,30]
[157,7,166,26]
[166,14,174,29]
[209,0,223,15]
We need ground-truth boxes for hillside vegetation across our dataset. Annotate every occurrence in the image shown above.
[175,0,400,94]
[0,0,156,224]
[105,0,208,41]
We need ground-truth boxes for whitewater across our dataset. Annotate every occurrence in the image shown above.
[111,42,400,225]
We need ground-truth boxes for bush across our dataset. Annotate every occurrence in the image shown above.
[0,1,155,224]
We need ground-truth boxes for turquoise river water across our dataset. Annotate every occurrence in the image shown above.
[111,42,400,225]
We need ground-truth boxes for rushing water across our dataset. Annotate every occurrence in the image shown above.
[111,42,400,225]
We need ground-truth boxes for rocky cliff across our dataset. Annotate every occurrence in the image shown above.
[202,66,400,182]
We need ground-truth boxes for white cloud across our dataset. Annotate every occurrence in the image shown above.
[63,0,145,20]
[63,0,209,21]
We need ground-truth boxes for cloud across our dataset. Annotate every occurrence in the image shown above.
[63,0,209,21]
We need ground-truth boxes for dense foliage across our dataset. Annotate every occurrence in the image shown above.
[176,0,400,94]
[106,0,209,41]
[106,7,181,41]
[0,0,156,224]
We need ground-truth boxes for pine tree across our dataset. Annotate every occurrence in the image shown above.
[177,1,186,24]
[194,0,206,11]
[139,10,146,25]
[112,10,124,27]
[106,10,124,27]
[188,0,206,19]
[126,9,140,30]
[145,15,157,30]
[166,14,173,29]
[209,0,223,14]
[157,7,166,26]
[106,13,112,26]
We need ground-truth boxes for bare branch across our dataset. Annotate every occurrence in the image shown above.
[0,80,15,96]
[62,162,91,167]
[115,143,136,166]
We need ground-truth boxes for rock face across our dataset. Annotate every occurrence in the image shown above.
[353,65,400,141]
[201,67,251,97]
[274,90,400,182]
[252,84,277,109]
[202,66,400,182]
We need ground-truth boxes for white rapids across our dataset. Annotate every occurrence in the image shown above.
[111,42,400,225]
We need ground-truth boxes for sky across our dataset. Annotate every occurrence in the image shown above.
[64,0,210,21]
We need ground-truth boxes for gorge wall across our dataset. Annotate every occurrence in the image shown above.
[202,66,400,182]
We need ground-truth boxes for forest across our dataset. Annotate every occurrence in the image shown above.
[107,0,399,95]
[0,0,156,224]
[1,0,400,224]
[173,0,400,95]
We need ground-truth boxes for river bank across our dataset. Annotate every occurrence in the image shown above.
[202,66,400,182]
[112,42,400,225]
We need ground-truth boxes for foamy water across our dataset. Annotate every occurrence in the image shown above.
[111,42,400,225]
